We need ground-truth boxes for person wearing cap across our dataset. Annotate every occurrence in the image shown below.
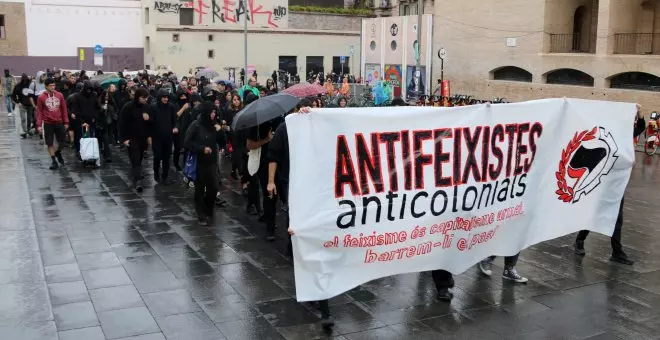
[35,78,68,170]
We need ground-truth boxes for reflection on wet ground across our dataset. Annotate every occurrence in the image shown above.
[1,117,660,339]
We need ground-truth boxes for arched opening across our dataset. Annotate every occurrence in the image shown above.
[572,5,589,52]
[572,6,586,51]
[609,72,660,91]
[491,66,533,82]
[545,68,594,86]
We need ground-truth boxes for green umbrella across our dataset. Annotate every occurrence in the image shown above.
[100,77,122,89]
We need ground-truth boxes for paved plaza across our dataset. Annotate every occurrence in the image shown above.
[1,116,659,340]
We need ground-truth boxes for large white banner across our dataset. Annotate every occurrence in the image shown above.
[287,98,635,302]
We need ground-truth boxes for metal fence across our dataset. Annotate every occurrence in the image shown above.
[549,34,591,53]
[614,33,660,55]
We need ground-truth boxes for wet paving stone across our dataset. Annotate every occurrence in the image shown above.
[48,280,90,305]
[89,285,145,312]
[4,117,660,339]
[58,326,106,340]
[53,301,99,331]
[98,306,161,339]
[83,266,133,289]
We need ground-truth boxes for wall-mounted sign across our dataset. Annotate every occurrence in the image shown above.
[94,44,103,67]
[506,38,517,47]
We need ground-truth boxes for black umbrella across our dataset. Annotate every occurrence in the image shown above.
[232,93,299,131]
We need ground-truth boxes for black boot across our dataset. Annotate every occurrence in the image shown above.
[55,151,65,165]
[574,240,586,256]
[49,159,59,170]
[610,252,634,265]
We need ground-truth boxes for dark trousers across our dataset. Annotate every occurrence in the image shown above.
[431,270,454,291]
[576,198,624,255]
[172,135,183,170]
[257,165,277,236]
[195,163,219,220]
[97,125,113,160]
[487,253,520,268]
[152,137,173,180]
[127,139,147,183]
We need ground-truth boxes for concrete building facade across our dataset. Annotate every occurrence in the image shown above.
[0,0,144,75]
[430,0,660,110]
[0,0,28,57]
[142,0,363,78]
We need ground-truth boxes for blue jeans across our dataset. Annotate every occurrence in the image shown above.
[4,96,13,113]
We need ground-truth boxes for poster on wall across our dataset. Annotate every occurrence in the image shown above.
[365,64,381,86]
[383,65,402,87]
[405,65,426,100]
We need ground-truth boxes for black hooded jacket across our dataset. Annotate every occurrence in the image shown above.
[151,89,177,140]
[184,102,225,165]
[12,74,33,106]
[69,81,100,125]
[113,80,131,112]
[119,95,152,143]
[180,94,202,143]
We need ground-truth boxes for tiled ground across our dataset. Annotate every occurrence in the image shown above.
[1,115,660,340]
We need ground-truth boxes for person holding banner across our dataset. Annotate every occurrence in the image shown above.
[573,105,640,266]
[267,101,335,328]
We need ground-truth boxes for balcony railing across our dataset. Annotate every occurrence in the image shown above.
[549,33,592,53]
[614,33,660,55]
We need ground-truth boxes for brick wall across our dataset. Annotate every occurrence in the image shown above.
[0,2,27,56]
[288,11,364,31]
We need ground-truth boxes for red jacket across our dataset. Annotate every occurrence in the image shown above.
[36,90,69,127]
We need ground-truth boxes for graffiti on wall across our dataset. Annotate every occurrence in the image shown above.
[157,0,287,28]
[154,1,193,14]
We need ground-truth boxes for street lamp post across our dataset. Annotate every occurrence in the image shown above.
[415,0,423,100]
[243,0,248,86]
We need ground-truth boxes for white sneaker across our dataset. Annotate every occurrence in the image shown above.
[7,112,12,117]
[503,268,528,283]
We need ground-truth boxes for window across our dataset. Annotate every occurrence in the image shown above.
[208,34,214,42]
[610,72,660,92]
[306,56,324,78]
[545,68,594,87]
[145,36,150,54]
[208,50,215,59]
[491,66,532,82]
[144,8,149,25]
[180,8,193,26]
[172,34,179,42]
[278,56,297,76]
[0,15,5,40]
[332,56,350,75]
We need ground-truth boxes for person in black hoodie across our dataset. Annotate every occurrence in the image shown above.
[69,80,100,159]
[12,74,35,138]
[120,87,152,192]
[114,79,131,146]
[97,89,117,162]
[184,101,225,225]
[178,94,202,171]
[151,89,178,184]
[266,100,335,329]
